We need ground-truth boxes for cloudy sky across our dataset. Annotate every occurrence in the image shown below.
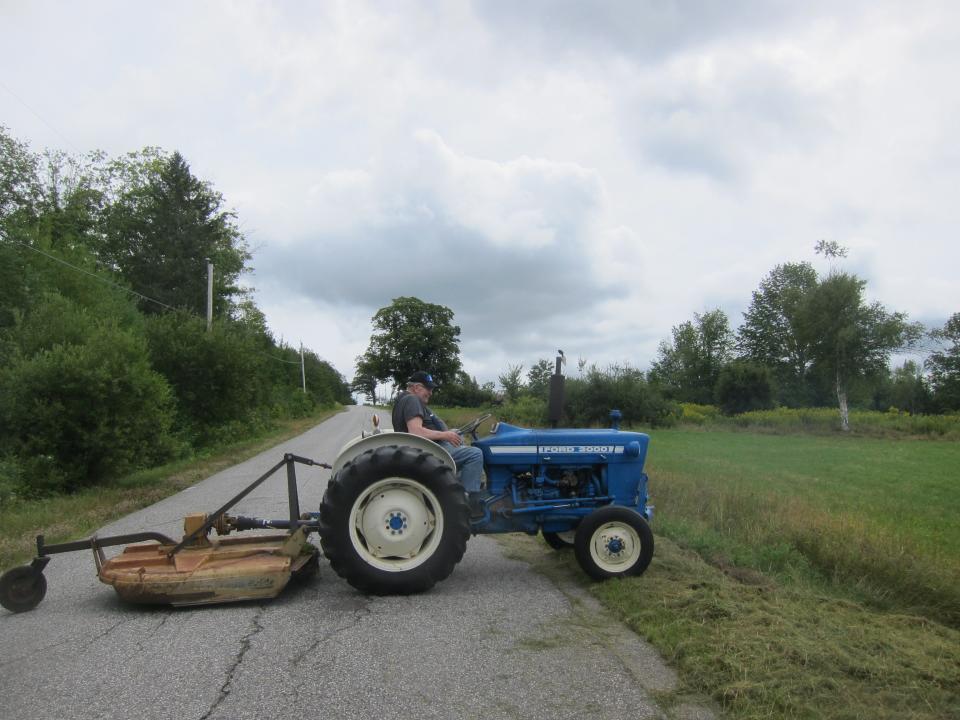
[3,1,957,387]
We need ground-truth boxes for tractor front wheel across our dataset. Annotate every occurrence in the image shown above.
[574,507,653,581]
[319,445,470,595]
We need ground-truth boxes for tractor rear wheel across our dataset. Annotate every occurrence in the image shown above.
[574,507,653,581]
[319,445,470,595]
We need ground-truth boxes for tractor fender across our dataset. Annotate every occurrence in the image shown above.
[331,432,456,477]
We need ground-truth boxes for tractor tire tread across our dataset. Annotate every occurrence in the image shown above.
[319,445,469,595]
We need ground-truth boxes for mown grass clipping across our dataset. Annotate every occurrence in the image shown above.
[593,538,960,720]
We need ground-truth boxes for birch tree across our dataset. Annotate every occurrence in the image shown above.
[797,243,921,430]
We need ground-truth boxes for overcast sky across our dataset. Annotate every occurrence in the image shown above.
[3,1,957,387]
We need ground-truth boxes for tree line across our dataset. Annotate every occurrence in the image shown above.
[353,258,959,431]
[649,241,958,428]
[0,127,351,500]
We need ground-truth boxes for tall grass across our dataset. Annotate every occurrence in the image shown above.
[589,535,960,720]
[678,403,960,439]
[648,429,960,628]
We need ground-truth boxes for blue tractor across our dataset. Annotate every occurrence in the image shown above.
[319,356,654,594]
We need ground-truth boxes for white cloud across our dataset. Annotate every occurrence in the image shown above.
[3,0,958,385]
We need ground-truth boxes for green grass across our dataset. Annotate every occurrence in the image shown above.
[0,407,343,570]
[645,429,960,627]
[593,537,960,720]
[502,532,960,720]
[678,403,960,439]
[493,421,960,719]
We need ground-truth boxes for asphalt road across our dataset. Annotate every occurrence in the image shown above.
[0,405,701,720]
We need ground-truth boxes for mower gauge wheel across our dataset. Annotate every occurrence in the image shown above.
[574,507,654,581]
[0,565,47,613]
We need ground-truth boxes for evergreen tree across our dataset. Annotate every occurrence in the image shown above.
[101,151,250,315]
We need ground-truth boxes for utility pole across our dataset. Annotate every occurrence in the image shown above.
[300,343,307,393]
[206,259,214,332]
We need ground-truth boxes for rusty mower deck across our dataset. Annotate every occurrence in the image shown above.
[0,454,329,613]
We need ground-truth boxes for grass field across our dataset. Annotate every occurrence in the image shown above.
[647,429,960,625]
[600,427,960,719]
[453,405,960,719]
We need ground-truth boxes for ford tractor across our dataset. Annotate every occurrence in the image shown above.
[318,355,654,594]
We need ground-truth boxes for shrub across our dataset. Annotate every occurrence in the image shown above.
[679,403,721,425]
[0,457,22,508]
[565,365,676,427]
[721,406,960,438]
[498,396,548,427]
[0,308,176,494]
[715,361,775,415]
[144,312,272,444]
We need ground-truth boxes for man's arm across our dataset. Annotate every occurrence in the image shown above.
[406,416,463,446]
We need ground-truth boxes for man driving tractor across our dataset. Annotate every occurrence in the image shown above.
[391,371,484,504]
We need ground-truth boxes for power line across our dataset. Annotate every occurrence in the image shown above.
[3,234,304,357]
[0,79,84,156]
[260,350,301,365]
[1,234,178,311]
[3,233,330,388]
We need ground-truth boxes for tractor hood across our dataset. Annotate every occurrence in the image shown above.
[474,422,649,467]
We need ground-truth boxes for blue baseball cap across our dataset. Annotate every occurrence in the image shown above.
[408,371,438,389]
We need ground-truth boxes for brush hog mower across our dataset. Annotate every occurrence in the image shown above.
[0,454,330,613]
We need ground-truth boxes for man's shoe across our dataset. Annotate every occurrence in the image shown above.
[468,492,486,518]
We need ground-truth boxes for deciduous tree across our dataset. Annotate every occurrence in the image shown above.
[797,272,921,430]
[927,313,960,412]
[498,363,525,402]
[883,360,932,414]
[737,262,818,405]
[356,297,462,391]
[649,309,734,404]
[526,358,553,399]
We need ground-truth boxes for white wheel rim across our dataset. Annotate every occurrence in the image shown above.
[348,477,444,572]
[557,530,576,545]
[589,521,642,573]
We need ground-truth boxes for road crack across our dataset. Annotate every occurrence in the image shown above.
[289,598,375,706]
[289,601,372,668]
[199,605,266,720]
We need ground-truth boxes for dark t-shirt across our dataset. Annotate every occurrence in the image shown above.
[392,392,448,434]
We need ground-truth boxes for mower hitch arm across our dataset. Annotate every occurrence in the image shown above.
[37,532,178,557]
[167,453,331,558]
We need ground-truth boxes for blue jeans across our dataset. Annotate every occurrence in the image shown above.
[438,442,484,492]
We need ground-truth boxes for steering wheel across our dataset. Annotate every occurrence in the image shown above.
[455,413,492,441]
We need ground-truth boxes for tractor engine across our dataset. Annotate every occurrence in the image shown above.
[472,416,652,534]
[509,466,602,502]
